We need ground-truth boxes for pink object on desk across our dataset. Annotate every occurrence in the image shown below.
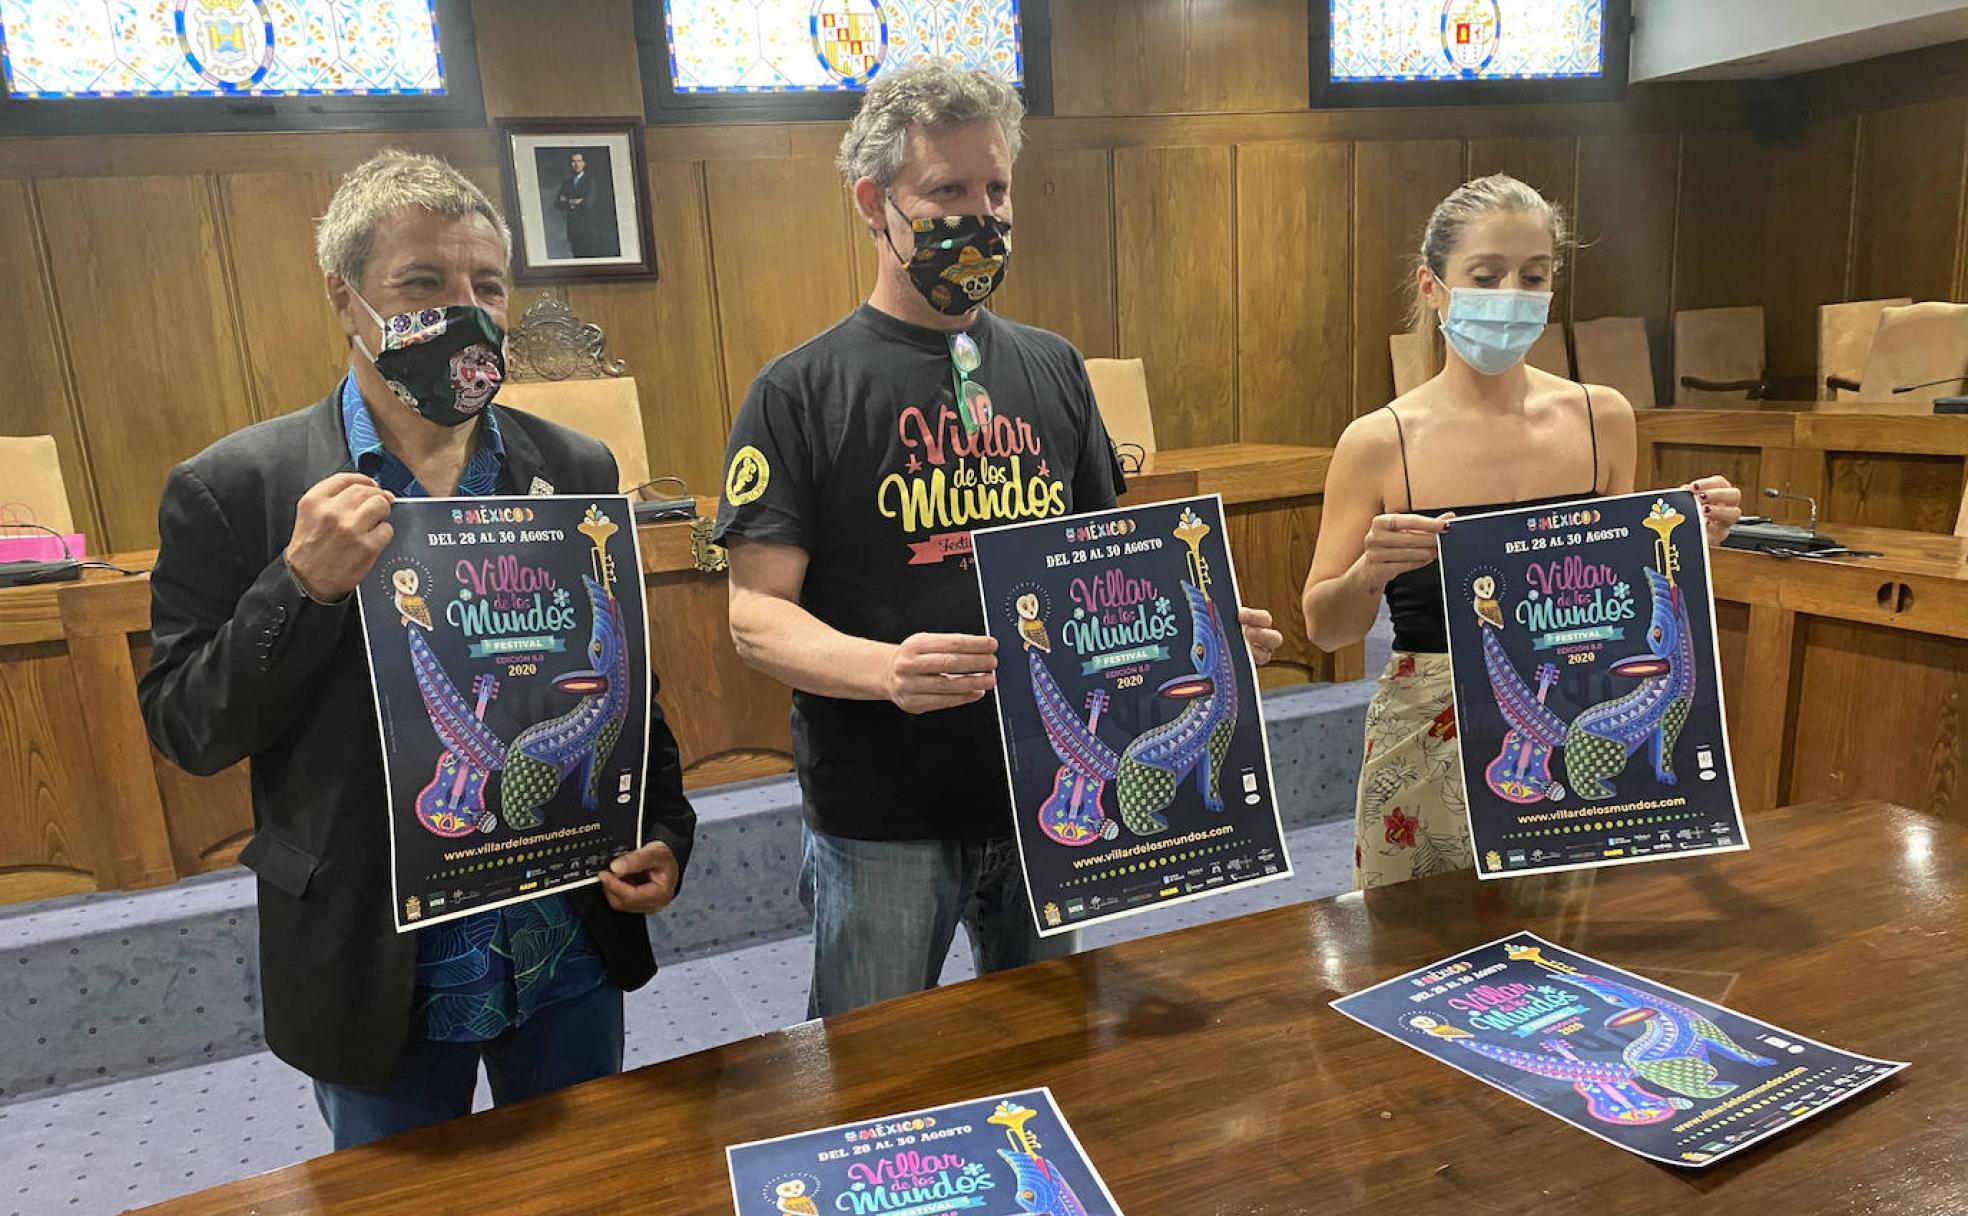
[0,532,85,563]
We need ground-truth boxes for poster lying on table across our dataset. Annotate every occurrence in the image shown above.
[355,495,650,932]
[1330,933,1906,1167]
[1437,489,1747,878]
[971,494,1291,937]
[727,1088,1124,1215]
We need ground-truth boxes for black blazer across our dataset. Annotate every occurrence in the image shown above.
[138,390,697,1087]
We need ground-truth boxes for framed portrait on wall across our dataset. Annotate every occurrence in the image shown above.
[495,117,657,284]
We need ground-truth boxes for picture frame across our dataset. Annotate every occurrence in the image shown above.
[495,117,658,284]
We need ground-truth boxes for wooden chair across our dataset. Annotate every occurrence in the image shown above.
[494,296,651,493]
[1821,298,1911,399]
[1527,324,1572,379]
[1084,357,1158,460]
[1854,301,1968,404]
[0,434,76,534]
[1571,316,1657,409]
[1388,330,1438,398]
[1674,306,1767,404]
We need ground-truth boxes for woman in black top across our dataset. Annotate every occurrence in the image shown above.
[1298,174,1742,888]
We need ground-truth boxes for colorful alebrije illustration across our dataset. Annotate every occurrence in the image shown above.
[1507,943,1776,1100]
[1114,509,1237,835]
[989,1102,1090,1216]
[1451,1034,1692,1125]
[1477,499,1697,804]
[502,507,630,830]
[1564,502,1695,800]
[1020,506,1241,843]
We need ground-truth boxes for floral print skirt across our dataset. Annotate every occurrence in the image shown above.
[1353,651,1475,889]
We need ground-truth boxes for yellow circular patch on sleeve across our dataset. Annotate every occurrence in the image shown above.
[724,444,771,506]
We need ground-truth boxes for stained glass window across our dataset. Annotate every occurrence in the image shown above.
[0,1,447,99]
[1329,1,1607,83]
[662,0,1023,94]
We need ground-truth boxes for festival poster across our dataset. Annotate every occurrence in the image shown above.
[354,495,650,932]
[1330,933,1907,1167]
[1436,489,1748,879]
[726,1088,1124,1216]
[970,495,1291,938]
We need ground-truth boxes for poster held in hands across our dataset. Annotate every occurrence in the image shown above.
[1437,489,1747,878]
[971,494,1291,937]
[355,495,650,932]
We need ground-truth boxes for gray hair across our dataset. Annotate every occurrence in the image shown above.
[1407,173,1568,328]
[836,61,1025,188]
[315,149,511,288]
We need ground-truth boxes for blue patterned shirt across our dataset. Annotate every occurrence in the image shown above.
[340,376,607,1042]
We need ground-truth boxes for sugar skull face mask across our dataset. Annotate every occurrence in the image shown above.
[884,197,1013,316]
[351,291,506,427]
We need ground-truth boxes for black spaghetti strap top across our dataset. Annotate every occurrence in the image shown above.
[1382,387,1600,654]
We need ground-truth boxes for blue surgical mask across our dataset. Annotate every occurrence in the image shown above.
[1439,287,1551,376]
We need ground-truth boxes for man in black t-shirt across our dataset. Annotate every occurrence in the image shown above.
[715,62,1283,1018]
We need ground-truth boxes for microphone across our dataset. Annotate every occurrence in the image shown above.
[1892,375,1968,394]
[1762,487,1818,533]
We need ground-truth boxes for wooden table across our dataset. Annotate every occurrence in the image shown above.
[1636,402,1968,535]
[1711,524,1968,825]
[0,445,1342,906]
[137,799,1962,1215]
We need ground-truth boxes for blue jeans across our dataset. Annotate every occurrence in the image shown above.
[799,826,1078,1019]
[312,980,623,1150]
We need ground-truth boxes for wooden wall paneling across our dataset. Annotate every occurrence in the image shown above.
[0,642,112,903]
[1466,136,1578,323]
[1113,145,1236,450]
[643,574,794,788]
[1049,0,1309,117]
[471,0,643,118]
[1787,617,1967,819]
[704,158,858,421]
[216,172,347,421]
[1851,98,1968,303]
[840,186,882,306]
[1761,117,1860,397]
[1573,133,1680,405]
[1235,141,1351,447]
[0,179,101,542]
[989,147,1118,358]
[565,160,732,496]
[36,176,257,550]
[1351,139,1465,415]
[1226,497,1355,685]
[1822,452,1968,534]
[1673,129,1770,313]
[1650,443,1762,500]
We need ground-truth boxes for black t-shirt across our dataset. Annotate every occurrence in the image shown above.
[714,304,1123,841]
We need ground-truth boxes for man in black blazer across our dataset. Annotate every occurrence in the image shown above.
[139,150,695,1149]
